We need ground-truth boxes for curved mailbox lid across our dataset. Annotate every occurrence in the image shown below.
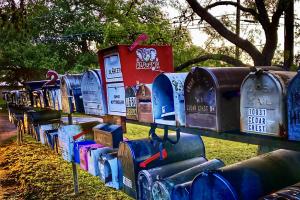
[241,70,296,136]
[152,73,188,126]
[81,70,107,116]
[287,71,300,141]
[136,84,153,123]
[185,67,250,132]
[60,74,84,113]
[125,86,138,120]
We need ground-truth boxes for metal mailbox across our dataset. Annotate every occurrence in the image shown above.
[136,84,153,123]
[99,152,121,189]
[117,133,205,199]
[241,70,296,136]
[261,182,300,200]
[190,149,300,200]
[60,74,84,113]
[125,86,138,120]
[87,147,113,176]
[287,71,300,141]
[185,67,251,132]
[45,86,62,111]
[24,80,47,107]
[98,45,174,116]
[152,73,187,126]
[81,69,107,116]
[79,143,103,170]
[93,123,123,148]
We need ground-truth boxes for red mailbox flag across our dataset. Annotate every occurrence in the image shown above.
[129,33,149,52]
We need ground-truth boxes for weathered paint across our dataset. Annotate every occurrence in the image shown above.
[117,133,205,199]
[93,123,123,148]
[261,182,300,199]
[60,74,84,113]
[152,73,187,126]
[287,71,300,141]
[125,86,138,120]
[185,67,251,132]
[79,143,103,171]
[39,123,59,145]
[190,149,300,200]
[136,84,153,123]
[81,70,107,116]
[103,154,121,189]
[45,88,62,111]
[137,157,207,200]
[106,82,126,116]
[241,70,296,136]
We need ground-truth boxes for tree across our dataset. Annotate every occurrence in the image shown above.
[176,0,294,70]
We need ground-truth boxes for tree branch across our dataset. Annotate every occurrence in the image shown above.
[205,1,258,17]
[175,54,250,71]
[255,0,270,29]
[186,0,263,62]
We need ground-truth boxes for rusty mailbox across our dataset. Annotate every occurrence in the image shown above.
[125,86,138,120]
[152,73,188,126]
[81,69,107,116]
[136,84,153,123]
[288,71,300,141]
[185,67,250,132]
[98,45,174,116]
[241,70,296,136]
[60,74,84,113]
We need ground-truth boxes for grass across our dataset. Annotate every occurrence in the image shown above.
[0,123,258,199]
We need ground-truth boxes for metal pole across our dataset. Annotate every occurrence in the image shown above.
[68,113,79,194]
[284,0,294,71]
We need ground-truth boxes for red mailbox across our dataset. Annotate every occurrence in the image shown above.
[98,45,174,116]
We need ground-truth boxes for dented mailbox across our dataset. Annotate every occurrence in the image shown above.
[136,84,153,123]
[81,70,107,116]
[241,70,296,136]
[185,67,250,132]
[125,86,138,120]
[60,74,84,113]
[287,71,300,141]
[152,73,187,126]
[98,45,174,116]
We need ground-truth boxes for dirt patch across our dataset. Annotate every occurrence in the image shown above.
[0,113,17,145]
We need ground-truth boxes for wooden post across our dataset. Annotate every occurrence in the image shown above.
[235,0,241,60]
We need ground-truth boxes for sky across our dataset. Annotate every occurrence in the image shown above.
[162,1,300,56]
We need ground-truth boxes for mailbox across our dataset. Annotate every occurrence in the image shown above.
[241,70,296,136]
[24,80,47,107]
[99,152,121,189]
[79,143,103,170]
[45,86,62,111]
[287,71,300,141]
[60,74,84,113]
[125,86,138,120]
[87,147,113,176]
[185,67,250,132]
[136,84,153,123]
[98,45,174,116]
[81,70,107,116]
[93,123,123,148]
[152,73,187,126]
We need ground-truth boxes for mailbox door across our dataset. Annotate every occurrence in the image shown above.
[125,86,138,120]
[185,69,217,130]
[82,70,107,116]
[104,53,123,83]
[288,73,300,140]
[240,73,284,136]
[137,85,153,123]
[107,82,126,116]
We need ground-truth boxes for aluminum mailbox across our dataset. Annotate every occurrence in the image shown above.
[287,71,300,141]
[81,69,107,116]
[60,74,84,113]
[152,73,187,126]
[98,45,174,116]
[185,67,250,132]
[136,84,153,123]
[241,70,296,136]
[125,86,138,120]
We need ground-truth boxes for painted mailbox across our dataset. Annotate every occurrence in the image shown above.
[136,84,153,123]
[81,69,107,116]
[60,74,84,113]
[44,83,62,111]
[185,67,250,132]
[98,45,174,116]
[125,86,138,120]
[288,71,300,141]
[152,73,187,126]
[241,70,296,136]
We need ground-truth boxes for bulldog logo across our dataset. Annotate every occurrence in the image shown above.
[136,48,160,70]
